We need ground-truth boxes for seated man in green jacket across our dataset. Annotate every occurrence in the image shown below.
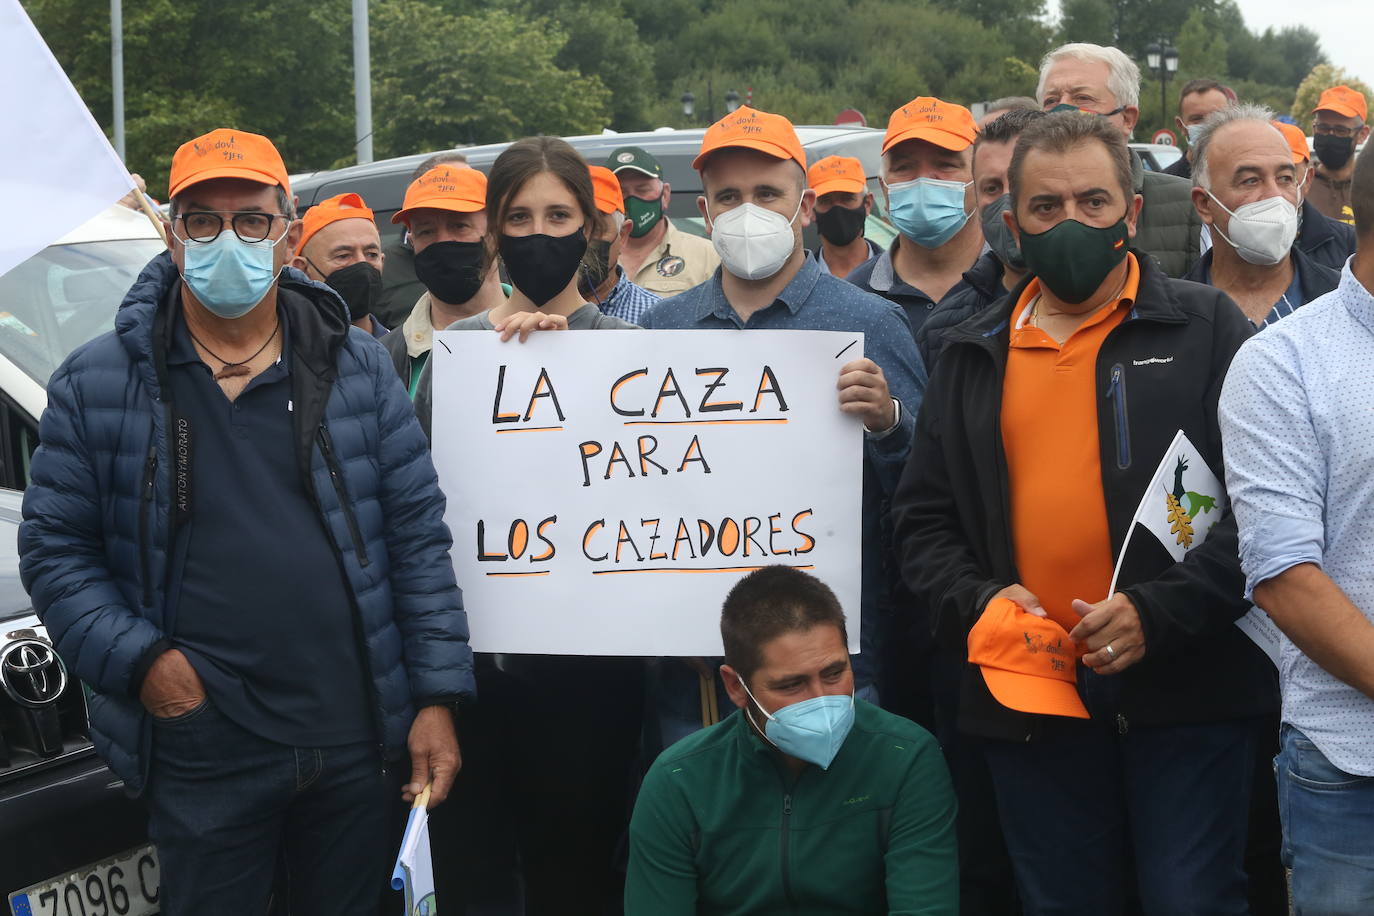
[625,566,958,915]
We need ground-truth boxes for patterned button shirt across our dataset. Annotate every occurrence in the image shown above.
[1220,263,1374,775]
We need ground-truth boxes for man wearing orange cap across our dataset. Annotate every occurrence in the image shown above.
[290,192,388,337]
[380,164,507,396]
[18,128,474,914]
[849,97,985,341]
[1309,85,1369,225]
[377,151,471,325]
[893,111,1273,915]
[582,165,660,323]
[640,107,926,744]
[806,155,880,278]
[1271,119,1358,271]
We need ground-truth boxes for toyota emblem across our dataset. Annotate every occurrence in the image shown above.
[0,638,68,708]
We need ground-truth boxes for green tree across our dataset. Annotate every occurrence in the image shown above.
[369,0,612,156]
[1055,0,1115,48]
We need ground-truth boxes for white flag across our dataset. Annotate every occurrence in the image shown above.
[1109,428,1277,665]
[391,794,438,915]
[0,0,136,281]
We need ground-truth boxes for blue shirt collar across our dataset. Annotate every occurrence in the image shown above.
[691,253,822,324]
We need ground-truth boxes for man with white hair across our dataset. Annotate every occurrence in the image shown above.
[1038,42,1202,276]
[584,165,660,324]
[1185,105,1340,327]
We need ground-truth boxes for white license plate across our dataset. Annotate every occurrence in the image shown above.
[8,844,160,916]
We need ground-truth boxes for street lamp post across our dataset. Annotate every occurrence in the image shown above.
[1144,40,1179,131]
[680,87,746,125]
[681,91,695,122]
[111,0,124,161]
[725,89,741,113]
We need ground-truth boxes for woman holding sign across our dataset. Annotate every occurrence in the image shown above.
[419,135,644,915]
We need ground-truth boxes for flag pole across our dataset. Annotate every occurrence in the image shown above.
[131,187,166,244]
[413,782,432,811]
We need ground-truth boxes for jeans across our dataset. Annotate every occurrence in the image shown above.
[144,698,392,916]
[983,718,1255,916]
[1277,724,1374,915]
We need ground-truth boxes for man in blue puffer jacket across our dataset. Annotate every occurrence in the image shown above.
[18,128,475,916]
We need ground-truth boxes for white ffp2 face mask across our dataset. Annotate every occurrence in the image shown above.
[1206,192,1299,266]
[707,199,801,281]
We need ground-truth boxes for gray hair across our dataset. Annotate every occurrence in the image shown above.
[1037,43,1141,110]
[985,96,1040,117]
[1191,104,1282,191]
[168,185,295,221]
[410,151,469,184]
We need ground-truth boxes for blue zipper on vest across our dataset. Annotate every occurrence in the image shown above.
[1107,364,1132,470]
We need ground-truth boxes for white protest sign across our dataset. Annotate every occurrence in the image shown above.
[0,0,136,281]
[431,329,864,656]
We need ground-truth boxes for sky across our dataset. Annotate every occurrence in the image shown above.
[1044,0,1372,88]
[1235,0,1372,88]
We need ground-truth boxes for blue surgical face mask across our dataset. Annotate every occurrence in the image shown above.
[1185,123,1205,146]
[884,176,973,248]
[181,230,283,319]
[740,678,855,770]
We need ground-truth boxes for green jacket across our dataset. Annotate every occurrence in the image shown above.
[1132,151,1202,278]
[625,700,958,916]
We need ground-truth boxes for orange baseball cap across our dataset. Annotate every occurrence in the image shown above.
[168,128,291,199]
[693,106,807,173]
[807,156,866,197]
[967,597,1089,719]
[392,165,488,224]
[1271,121,1310,165]
[297,193,376,252]
[589,165,625,214]
[882,97,978,155]
[1313,86,1368,122]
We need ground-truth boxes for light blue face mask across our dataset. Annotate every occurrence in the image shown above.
[181,230,282,319]
[1185,123,1205,146]
[885,176,973,248]
[740,679,855,770]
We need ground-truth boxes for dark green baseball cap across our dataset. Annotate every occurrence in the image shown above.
[606,146,662,178]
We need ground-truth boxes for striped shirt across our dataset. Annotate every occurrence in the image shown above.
[1220,263,1374,775]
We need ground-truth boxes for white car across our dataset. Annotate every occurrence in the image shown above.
[0,205,163,489]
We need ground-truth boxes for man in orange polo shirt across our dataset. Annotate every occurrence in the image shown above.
[892,111,1276,915]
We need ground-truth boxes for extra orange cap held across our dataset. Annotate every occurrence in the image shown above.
[694,106,807,173]
[298,193,375,253]
[589,165,625,215]
[882,97,978,155]
[392,165,488,225]
[168,128,291,199]
[1313,85,1368,122]
[967,597,1089,719]
[1271,121,1311,165]
[807,156,866,197]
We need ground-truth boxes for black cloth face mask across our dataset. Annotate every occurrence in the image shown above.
[1313,133,1356,171]
[320,261,383,322]
[499,231,589,307]
[814,204,867,246]
[414,240,486,305]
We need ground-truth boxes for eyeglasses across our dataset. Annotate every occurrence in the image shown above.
[1313,123,1360,139]
[174,210,287,243]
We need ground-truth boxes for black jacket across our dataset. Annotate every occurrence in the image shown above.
[915,251,1006,370]
[1182,244,1341,311]
[892,252,1277,742]
[1296,198,1357,272]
